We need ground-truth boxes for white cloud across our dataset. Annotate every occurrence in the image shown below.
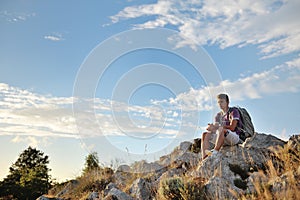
[152,55,300,110]
[0,11,36,23]
[0,83,184,144]
[11,136,39,147]
[44,33,64,41]
[110,0,300,59]
[1,55,299,144]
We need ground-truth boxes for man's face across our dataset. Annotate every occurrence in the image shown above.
[217,98,228,110]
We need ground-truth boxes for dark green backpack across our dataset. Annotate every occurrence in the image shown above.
[230,106,255,141]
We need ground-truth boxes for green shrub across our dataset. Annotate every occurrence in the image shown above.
[181,179,206,200]
[159,177,184,200]
[158,177,206,200]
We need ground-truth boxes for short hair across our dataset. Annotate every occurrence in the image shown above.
[217,93,229,103]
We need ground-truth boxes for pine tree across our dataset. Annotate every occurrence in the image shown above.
[0,146,51,200]
[83,152,100,174]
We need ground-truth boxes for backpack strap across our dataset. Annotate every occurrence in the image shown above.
[228,107,246,140]
[227,107,234,121]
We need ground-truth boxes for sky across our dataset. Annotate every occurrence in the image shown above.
[0,0,300,182]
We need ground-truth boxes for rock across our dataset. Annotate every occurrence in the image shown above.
[204,176,243,200]
[287,134,300,152]
[160,141,193,167]
[132,160,165,174]
[247,171,268,194]
[36,196,61,200]
[56,180,78,197]
[103,188,134,200]
[191,138,201,153]
[191,133,289,199]
[113,171,131,188]
[39,133,300,200]
[173,151,201,169]
[129,178,152,200]
[87,191,99,200]
[157,155,171,167]
[178,141,192,152]
[117,164,131,172]
[103,182,119,197]
[242,132,286,150]
[157,148,200,171]
[160,168,186,180]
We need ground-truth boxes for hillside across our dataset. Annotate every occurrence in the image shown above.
[37,133,300,200]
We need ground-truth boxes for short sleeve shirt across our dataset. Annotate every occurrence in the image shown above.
[215,107,242,135]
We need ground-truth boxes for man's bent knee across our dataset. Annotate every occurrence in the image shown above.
[202,131,211,139]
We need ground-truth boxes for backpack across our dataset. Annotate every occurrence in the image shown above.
[230,106,255,141]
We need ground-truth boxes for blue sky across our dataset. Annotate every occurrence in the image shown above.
[1,0,300,182]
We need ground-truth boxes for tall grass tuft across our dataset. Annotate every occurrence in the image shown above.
[240,136,300,199]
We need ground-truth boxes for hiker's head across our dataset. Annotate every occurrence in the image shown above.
[217,93,229,110]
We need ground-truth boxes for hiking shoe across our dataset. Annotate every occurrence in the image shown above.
[205,150,213,156]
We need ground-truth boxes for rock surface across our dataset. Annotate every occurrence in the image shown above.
[129,178,152,200]
[37,133,299,200]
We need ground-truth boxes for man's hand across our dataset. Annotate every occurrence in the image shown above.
[206,123,219,132]
[206,123,213,131]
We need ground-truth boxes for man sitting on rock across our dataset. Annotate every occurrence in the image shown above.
[201,93,241,160]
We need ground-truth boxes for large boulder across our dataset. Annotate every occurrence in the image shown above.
[103,188,134,200]
[86,191,99,200]
[103,182,119,197]
[129,178,152,200]
[117,164,131,172]
[191,133,290,199]
[132,160,165,174]
[242,132,286,149]
[56,180,79,197]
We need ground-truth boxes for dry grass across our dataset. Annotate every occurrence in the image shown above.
[46,136,299,200]
[48,167,113,199]
[239,140,300,200]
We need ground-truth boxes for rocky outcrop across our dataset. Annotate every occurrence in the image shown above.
[38,133,299,200]
[103,188,134,200]
[129,178,152,200]
[36,196,62,200]
[86,191,99,200]
[191,133,291,199]
[56,180,78,198]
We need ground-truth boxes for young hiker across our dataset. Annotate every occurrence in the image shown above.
[201,93,242,160]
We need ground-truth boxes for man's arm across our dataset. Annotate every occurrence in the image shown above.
[223,119,238,131]
[223,108,239,131]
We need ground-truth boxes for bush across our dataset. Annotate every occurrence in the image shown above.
[180,179,206,200]
[158,177,206,200]
[159,177,184,200]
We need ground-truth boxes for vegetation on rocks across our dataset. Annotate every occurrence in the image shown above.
[0,133,299,200]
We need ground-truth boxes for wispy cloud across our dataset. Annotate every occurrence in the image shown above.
[44,33,64,41]
[0,83,182,143]
[160,55,300,109]
[1,55,299,145]
[11,136,38,147]
[0,11,36,23]
[110,0,300,59]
